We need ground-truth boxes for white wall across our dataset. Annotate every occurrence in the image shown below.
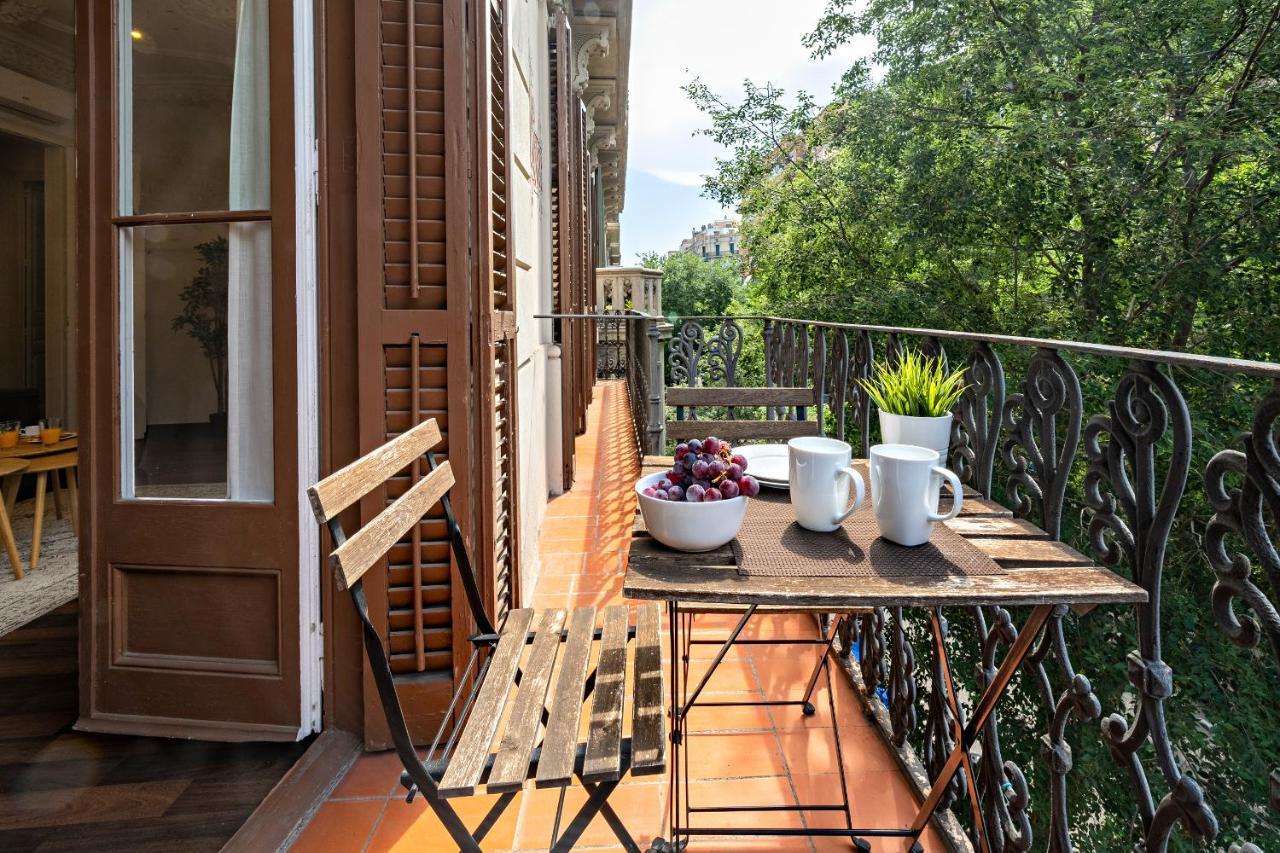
[510,0,559,605]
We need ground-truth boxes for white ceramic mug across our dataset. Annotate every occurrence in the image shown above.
[869,444,964,546]
[788,436,866,533]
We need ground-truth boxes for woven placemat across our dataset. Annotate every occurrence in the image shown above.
[732,490,1004,578]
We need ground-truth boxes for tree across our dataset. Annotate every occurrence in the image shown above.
[637,250,743,320]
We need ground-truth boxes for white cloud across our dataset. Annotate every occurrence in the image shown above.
[642,167,708,187]
[626,0,874,182]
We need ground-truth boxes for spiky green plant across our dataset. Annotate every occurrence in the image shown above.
[858,349,967,418]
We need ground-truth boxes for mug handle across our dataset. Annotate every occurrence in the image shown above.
[834,467,866,525]
[927,466,964,522]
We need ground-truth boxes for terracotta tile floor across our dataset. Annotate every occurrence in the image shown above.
[292,381,945,852]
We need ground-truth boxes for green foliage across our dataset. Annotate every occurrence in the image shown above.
[859,349,968,417]
[172,236,229,416]
[637,250,743,321]
[687,0,1280,846]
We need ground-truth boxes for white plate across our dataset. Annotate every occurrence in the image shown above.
[738,444,790,487]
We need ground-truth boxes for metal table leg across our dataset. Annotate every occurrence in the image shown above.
[908,604,1055,852]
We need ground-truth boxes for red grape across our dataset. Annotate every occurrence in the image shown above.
[720,479,740,499]
[685,484,706,502]
[704,487,723,502]
[688,438,703,453]
[691,459,710,479]
[731,453,747,470]
[727,463,743,480]
[654,489,669,500]
[658,478,672,491]
[667,469,685,485]
[642,487,657,498]
[667,484,684,501]
[739,476,760,497]
[675,443,690,460]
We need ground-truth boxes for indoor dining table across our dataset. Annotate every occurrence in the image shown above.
[623,456,1146,853]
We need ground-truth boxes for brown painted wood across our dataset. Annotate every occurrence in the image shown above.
[487,608,568,793]
[79,0,304,740]
[666,419,823,441]
[535,605,596,789]
[664,387,818,407]
[437,608,535,797]
[630,603,665,776]
[582,606,629,783]
[307,418,442,523]
[0,605,309,849]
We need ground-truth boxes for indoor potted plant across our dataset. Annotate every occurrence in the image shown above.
[172,236,230,427]
[859,349,967,458]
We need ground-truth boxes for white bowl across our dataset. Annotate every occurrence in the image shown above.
[634,472,748,553]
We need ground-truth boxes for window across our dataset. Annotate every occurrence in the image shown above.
[730,242,736,254]
[715,244,721,256]
[116,0,274,501]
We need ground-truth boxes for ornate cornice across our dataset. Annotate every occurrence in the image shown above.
[571,18,614,95]
[583,80,615,134]
[589,126,617,158]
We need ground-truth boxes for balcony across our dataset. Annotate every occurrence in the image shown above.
[293,307,1279,851]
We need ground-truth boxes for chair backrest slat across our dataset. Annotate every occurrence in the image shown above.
[329,460,454,590]
[307,418,442,524]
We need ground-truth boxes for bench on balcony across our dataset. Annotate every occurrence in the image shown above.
[308,419,666,853]
[665,385,821,443]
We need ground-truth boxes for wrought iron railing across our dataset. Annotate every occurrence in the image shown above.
[661,315,1280,852]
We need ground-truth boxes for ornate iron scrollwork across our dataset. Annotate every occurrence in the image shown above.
[952,343,1006,498]
[973,605,1033,852]
[1205,382,1280,841]
[888,608,917,748]
[850,331,874,456]
[1086,360,1219,849]
[668,320,704,387]
[1004,348,1082,539]
[922,610,963,812]
[703,318,744,387]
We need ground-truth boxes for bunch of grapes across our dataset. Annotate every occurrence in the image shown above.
[641,435,760,502]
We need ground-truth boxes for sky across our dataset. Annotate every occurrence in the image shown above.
[618,0,876,264]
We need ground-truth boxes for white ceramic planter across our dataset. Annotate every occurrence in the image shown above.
[878,410,955,461]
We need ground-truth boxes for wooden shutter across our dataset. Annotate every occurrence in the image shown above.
[471,0,520,625]
[353,0,474,746]
[549,10,576,490]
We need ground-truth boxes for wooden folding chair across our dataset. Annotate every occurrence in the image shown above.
[308,419,668,852]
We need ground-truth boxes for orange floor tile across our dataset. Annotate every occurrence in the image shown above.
[292,380,946,852]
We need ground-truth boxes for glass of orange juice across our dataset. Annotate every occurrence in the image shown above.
[39,417,63,446]
[0,421,18,449]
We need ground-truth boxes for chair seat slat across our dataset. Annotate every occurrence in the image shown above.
[535,606,596,788]
[582,606,629,783]
[438,608,535,798]
[486,608,567,793]
[630,603,665,775]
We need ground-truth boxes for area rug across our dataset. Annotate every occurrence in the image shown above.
[0,499,78,638]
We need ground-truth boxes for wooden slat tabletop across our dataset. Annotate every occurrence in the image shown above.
[627,458,1145,610]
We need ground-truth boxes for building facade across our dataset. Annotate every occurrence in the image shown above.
[0,0,629,757]
[678,217,741,260]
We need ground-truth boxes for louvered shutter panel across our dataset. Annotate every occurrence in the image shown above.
[354,0,473,745]
[549,10,576,489]
[472,0,520,625]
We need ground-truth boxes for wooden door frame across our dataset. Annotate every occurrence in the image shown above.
[76,0,320,741]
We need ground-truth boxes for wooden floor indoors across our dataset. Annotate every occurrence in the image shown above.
[0,601,310,852]
[292,380,946,852]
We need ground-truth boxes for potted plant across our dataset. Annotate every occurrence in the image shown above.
[859,349,967,459]
[172,236,230,426]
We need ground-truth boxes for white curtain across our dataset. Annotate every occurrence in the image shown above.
[227,0,273,501]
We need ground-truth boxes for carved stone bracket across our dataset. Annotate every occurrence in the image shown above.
[571,18,614,94]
